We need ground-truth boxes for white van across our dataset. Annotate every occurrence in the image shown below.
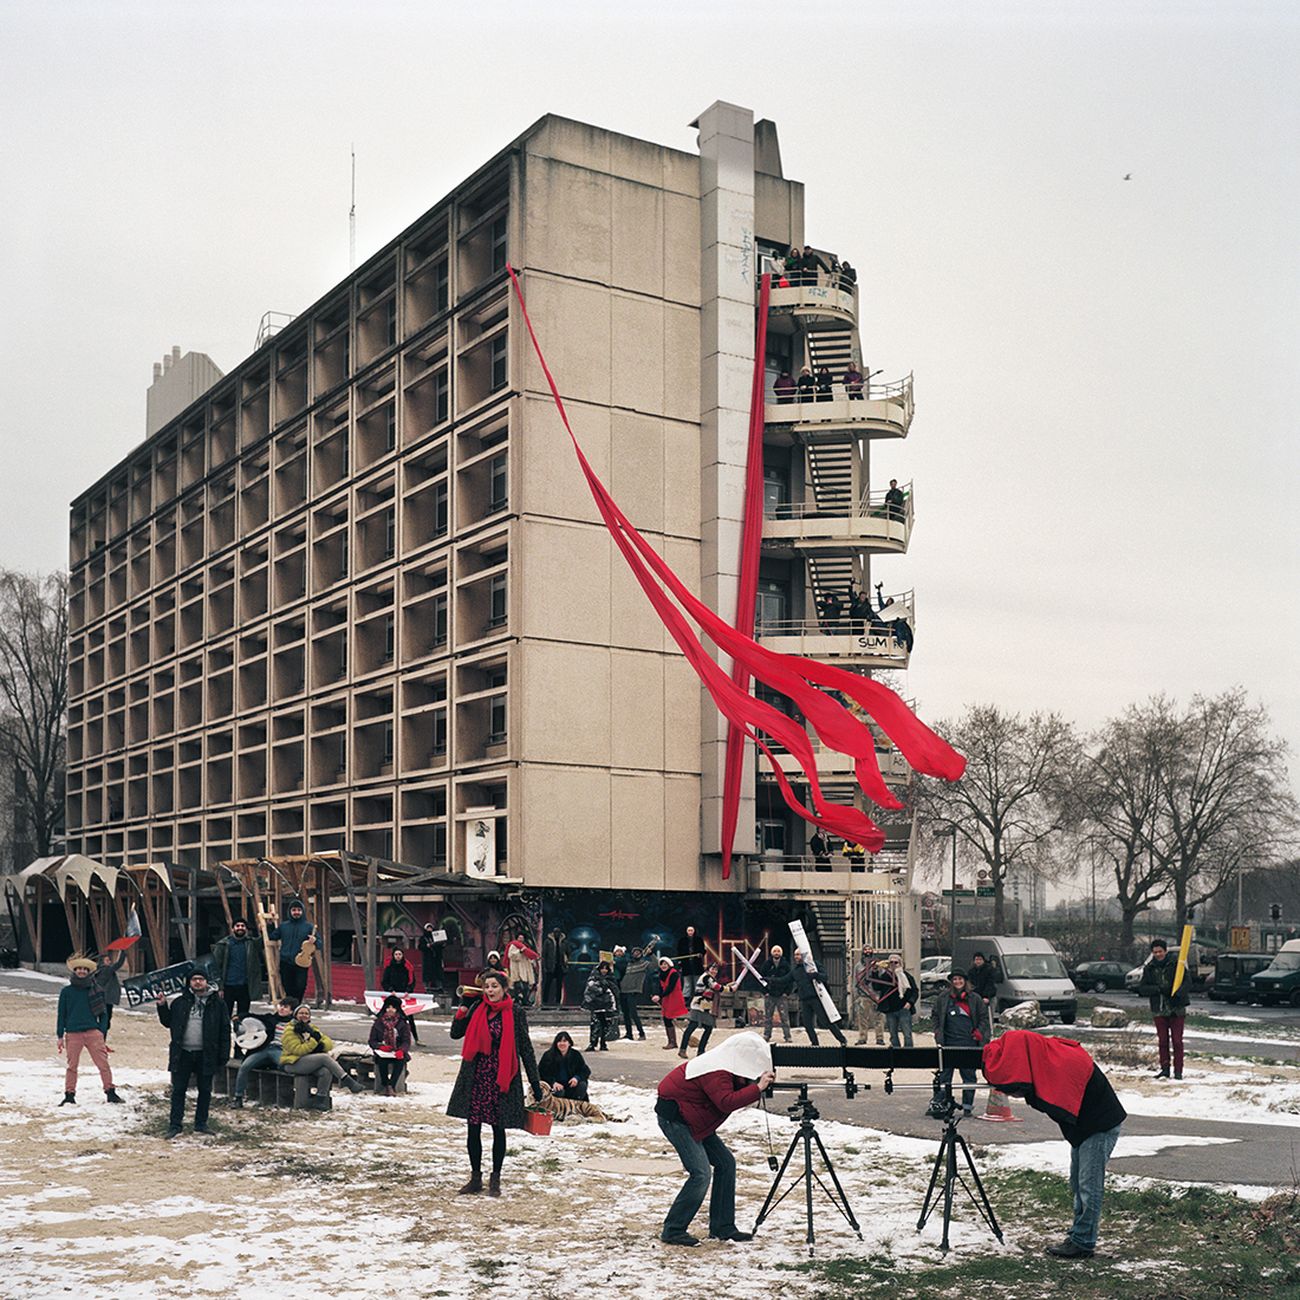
[953,936,1078,1023]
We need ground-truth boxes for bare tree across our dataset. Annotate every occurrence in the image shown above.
[916,706,1079,931]
[1146,689,1297,924]
[1075,705,1174,948]
[0,571,67,863]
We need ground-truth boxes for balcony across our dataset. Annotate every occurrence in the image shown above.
[757,741,912,787]
[763,486,913,557]
[746,856,907,897]
[755,597,914,670]
[765,374,914,441]
[768,271,858,325]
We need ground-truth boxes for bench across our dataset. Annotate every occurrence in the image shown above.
[213,1061,324,1110]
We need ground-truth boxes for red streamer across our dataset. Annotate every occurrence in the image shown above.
[505,265,964,870]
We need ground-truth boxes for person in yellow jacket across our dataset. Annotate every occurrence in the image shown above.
[280,1005,365,1109]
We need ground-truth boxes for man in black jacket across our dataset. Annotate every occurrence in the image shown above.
[156,969,231,1139]
[1137,938,1190,1079]
[680,925,706,1004]
[791,950,847,1046]
[759,945,793,1042]
[418,923,445,997]
[967,951,998,1002]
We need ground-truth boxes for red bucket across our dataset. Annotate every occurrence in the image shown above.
[523,1109,552,1136]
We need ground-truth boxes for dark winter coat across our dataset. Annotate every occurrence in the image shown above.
[966,962,998,1001]
[368,1012,412,1056]
[93,952,128,1008]
[620,957,650,995]
[876,970,918,1016]
[446,1001,541,1130]
[213,934,265,999]
[542,932,568,975]
[760,955,793,996]
[157,989,232,1075]
[791,960,823,1002]
[932,989,992,1047]
[679,931,706,976]
[418,930,445,982]
[381,957,416,994]
[1013,1065,1128,1147]
[583,971,620,1016]
[1137,953,1190,1017]
[57,981,107,1038]
[539,1045,591,1091]
[267,915,315,962]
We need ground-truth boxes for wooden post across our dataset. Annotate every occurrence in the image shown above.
[248,861,284,1005]
[365,857,378,992]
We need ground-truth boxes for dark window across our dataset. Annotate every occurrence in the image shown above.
[490,215,508,273]
[432,593,448,648]
[384,404,397,452]
[488,574,507,628]
[382,721,395,765]
[386,300,398,347]
[490,336,507,392]
[488,694,506,744]
[383,508,396,560]
[435,258,449,313]
[382,614,395,662]
[488,452,508,513]
[434,369,449,424]
[433,481,448,538]
[431,707,447,757]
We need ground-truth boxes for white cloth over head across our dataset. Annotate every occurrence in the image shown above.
[684,1030,772,1081]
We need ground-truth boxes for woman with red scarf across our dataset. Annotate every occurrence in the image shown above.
[651,957,689,1050]
[927,970,992,1116]
[447,970,542,1195]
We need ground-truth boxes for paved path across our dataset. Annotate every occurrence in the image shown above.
[8,970,1296,1190]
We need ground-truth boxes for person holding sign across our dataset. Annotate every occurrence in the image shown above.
[157,969,230,1137]
[369,995,412,1095]
[56,955,122,1107]
[1137,938,1189,1080]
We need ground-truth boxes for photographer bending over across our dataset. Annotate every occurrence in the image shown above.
[982,1030,1126,1260]
[655,1031,775,1247]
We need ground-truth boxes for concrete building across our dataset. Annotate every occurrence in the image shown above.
[65,104,925,980]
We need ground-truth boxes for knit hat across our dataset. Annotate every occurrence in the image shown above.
[294,1003,312,1017]
[66,953,97,975]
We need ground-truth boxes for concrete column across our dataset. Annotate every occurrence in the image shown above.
[695,101,756,858]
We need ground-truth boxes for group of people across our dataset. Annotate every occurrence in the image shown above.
[772,363,871,405]
[815,579,914,650]
[852,948,920,1046]
[771,245,857,291]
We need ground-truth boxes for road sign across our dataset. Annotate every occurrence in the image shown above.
[1230,926,1252,951]
[942,889,975,898]
[976,887,995,898]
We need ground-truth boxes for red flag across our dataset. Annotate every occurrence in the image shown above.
[102,936,140,952]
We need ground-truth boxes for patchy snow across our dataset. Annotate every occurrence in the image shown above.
[1102,1064,1300,1127]
[0,1032,25,1043]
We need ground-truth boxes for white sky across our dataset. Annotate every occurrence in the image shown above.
[2,0,1296,787]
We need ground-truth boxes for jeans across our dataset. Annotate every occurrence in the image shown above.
[1069,1125,1122,1251]
[885,1008,914,1047]
[937,1066,977,1109]
[284,1052,347,1095]
[621,993,644,1038]
[763,994,792,1041]
[169,1049,213,1129]
[658,1115,738,1238]
[233,1045,282,1098]
[1154,1015,1184,1073]
[63,1029,114,1093]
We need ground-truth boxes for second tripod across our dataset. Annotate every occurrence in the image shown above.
[752,1085,863,1256]
[917,1102,1004,1251]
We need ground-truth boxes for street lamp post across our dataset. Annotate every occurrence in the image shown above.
[948,826,958,960]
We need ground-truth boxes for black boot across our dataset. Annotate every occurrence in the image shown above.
[60,1092,76,1106]
[105,1089,124,1104]
[1154,1067,1170,1079]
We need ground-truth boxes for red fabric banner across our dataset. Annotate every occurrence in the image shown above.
[505,265,964,868]
[719,273,773,877]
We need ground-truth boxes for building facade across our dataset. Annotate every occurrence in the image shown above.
[65,103,925,973]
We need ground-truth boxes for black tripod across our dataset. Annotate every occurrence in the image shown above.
[753,1085,862,1255]
[917,1101,1003,1251]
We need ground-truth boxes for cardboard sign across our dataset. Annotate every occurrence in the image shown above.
[122,960,195,1007]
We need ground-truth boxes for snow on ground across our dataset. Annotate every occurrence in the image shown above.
[1099,1062,1300,1126]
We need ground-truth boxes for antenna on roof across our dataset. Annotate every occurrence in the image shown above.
[349,144,357,272]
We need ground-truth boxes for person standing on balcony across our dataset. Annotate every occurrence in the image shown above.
[884,479,906,523]
[816,591,843,633]
[773,370,796,404]
[842,364,864,399]
[810,828,832,868]
[815,366,834,402]
[839,259,858,287]
[796,366,815,401]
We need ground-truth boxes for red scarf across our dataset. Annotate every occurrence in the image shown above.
[950,990,982,1044]
[460,994,518,1093]
[981,1030,1094,1117]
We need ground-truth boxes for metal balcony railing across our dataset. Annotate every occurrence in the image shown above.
[765,484,913,527]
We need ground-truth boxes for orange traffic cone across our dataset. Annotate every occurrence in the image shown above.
[979,1088,1022,1122]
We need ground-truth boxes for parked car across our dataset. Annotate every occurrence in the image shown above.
[918,955,951,995]
[1125,964,1145,993]
[952,936,1078,1023]
[1070,961,1129,993]
[1208,953,1274,1004]
[1251,939,1300,1008]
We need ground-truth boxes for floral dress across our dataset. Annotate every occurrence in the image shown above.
[465,1010,504,1125]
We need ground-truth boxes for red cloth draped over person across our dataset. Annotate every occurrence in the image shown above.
[504,265,965,874]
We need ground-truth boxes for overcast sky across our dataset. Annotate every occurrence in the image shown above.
[2,0,1296,796]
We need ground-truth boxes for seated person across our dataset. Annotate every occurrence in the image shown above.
[538,1030,591,1102]
[280,1004,366,1108]
[368,994,412,1096]
[231,996,295,1108]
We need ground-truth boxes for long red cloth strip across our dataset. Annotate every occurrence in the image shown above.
[505,266,963,856]
[719,272,773,878]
